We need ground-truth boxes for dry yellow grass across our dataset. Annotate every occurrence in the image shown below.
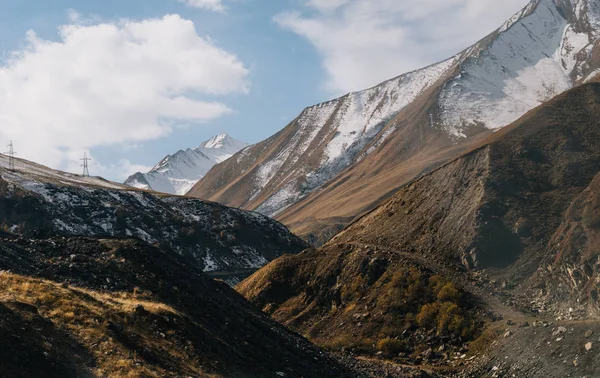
[0,272,215,378]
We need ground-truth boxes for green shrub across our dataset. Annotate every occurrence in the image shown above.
[436,302,460,334]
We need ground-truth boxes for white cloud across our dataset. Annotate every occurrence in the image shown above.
[276,0,529,94]
[0,14,248,176]
[179,0,225,12]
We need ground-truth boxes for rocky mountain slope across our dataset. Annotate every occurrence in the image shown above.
[189,0,600,245]
[0,154,306,283]
[237,83,600,377]
[0,235,357,378]
[125,133,249,195]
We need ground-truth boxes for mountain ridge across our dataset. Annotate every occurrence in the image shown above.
[189,0,600,245]
[125,133,249,196]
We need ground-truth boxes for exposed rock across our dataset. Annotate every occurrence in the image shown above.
[553,327,568,336]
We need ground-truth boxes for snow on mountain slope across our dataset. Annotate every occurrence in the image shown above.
[438,0,600,137]
[189,0,600,242]
[125,133,249,195]
[0,154,307,282]
[217,58,459,216]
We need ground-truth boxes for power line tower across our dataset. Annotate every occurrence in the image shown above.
[5,141,16,171]
[80,152,91,177]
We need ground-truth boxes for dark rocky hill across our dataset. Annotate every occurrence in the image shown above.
[0,155,307,284]
[0,235,355,378]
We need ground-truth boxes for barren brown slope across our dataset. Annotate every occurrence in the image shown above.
[237,83,600,374]
[526,170,600,318]
[331,82,600,280]
[274,84,491,245]
[191,69,491,245]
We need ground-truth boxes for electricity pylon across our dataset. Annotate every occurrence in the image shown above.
[80,152,91,177]
[5,141,16,171]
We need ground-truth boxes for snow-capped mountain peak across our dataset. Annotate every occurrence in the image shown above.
[124,134,250,195]
[201,133,233,149]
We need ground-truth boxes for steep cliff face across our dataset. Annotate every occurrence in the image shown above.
[0,154,306,281]
[189,0,600,245]
[529,171,600,318]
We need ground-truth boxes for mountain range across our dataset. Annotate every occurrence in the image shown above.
[0,153,305,284]
[189,0,600,245]
[3,0,600,377]
[125,133,249,196]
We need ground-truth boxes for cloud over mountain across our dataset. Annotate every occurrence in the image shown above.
[0,14,248,177]
[276,0,528,94]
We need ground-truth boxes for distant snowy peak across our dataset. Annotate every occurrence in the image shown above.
[124,133,249,195]
[195,133,251,164]
[201,133,240,150]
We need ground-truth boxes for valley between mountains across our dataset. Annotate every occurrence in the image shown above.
[2,0,600,377]
[238,82,600,377]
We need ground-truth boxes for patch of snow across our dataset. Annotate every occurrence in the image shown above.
[255,182,300,217]
[559,25,590,75]
[323,56,457,164]
[499,0,538,33]
[585,68,600,81]
[130,191,153,208]
[236,146,252,164]
[254,101,337,191]
[242,253,269,269]
[203,251,218,272]
[54,219,77,233]
[133,228,156,244]
[251,57,458,216]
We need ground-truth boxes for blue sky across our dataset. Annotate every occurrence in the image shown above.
[0,0,528,180]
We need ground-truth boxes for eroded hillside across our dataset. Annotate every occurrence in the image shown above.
[238,83,600,377]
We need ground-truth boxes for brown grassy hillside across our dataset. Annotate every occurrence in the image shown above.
[238,83,600,374]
